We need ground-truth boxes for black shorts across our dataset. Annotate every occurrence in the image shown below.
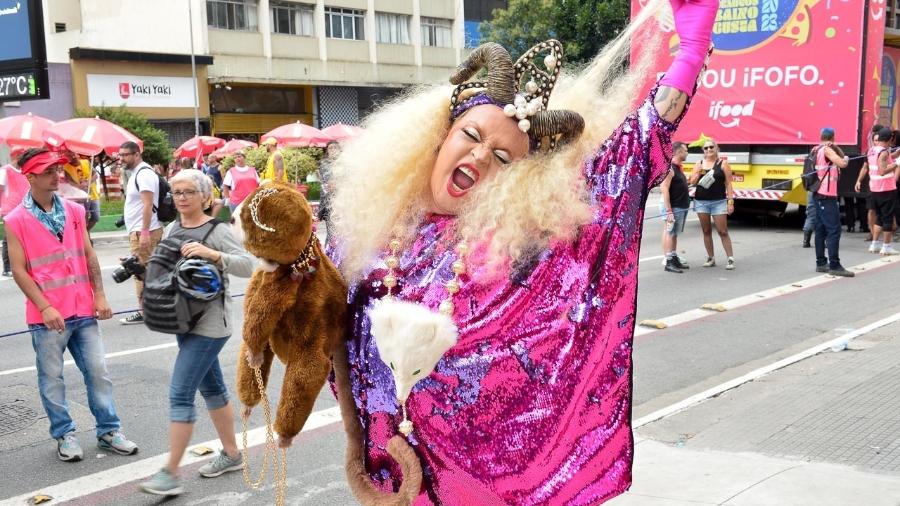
[872,190,897,230]
[867,196,877,210]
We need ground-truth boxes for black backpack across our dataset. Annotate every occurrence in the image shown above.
[802,146,828,193]
[142,220,223,334]
[135,166,177,222]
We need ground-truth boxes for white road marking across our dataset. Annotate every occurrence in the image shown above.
[7,303,900,503]
[639,255,665,263]
[634,311,900,427]
[16,310,900,505]
[0,342,178,377]
[2,406,342,505]
[1,256,898,378]
[633,255,900,337]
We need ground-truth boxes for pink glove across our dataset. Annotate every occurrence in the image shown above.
[659,0,718,96]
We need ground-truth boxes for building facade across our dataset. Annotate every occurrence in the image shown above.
[7,0,466,145]
[463,0,506,48]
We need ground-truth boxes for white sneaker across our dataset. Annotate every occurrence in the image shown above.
[880,244,899,256]
[869,241,883,253]
[677,255,690,268]
[725,257,735,270]
[702,257,716,268]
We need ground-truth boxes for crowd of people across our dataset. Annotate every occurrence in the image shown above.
[0,133,343,496]
[657,122,900,278]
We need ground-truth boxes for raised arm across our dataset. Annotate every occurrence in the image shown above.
[655,0,718,122]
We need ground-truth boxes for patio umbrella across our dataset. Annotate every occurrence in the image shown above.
[43,117,143,156]
[173,135,226,159]
[261,121,333,148]
[0,113,54,149]
[321,123,363,141]
[213,139,257,156]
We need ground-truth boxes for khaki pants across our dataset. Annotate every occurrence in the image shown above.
[129,228,163,308]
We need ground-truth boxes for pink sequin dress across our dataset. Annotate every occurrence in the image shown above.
[337,86,682,505]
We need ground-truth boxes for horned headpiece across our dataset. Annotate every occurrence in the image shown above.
[449,40,584,151]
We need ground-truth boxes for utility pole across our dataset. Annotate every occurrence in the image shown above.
[188,0,200,136]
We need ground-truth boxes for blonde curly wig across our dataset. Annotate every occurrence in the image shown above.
[329,0,667,281]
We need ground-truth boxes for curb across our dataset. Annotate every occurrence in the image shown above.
[91,233,130,245]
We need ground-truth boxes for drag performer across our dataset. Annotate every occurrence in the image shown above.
[327,0,718,504]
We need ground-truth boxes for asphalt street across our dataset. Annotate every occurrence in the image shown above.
[1,201,898,505]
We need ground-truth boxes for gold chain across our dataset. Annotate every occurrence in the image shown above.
[383,238,468,436]
[383,239,468,315]
[240,365,288,506]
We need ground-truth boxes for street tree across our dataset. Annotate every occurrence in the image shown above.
[480,0,630,67]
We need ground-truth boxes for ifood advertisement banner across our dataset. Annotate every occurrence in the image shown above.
[631,0,868,145]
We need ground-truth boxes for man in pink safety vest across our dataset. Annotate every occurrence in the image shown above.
[6,148,140,463]
[1,147,28,277]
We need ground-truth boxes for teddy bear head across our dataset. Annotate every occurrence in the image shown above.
[239,182,314,267]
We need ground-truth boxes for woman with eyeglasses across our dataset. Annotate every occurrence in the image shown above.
[689,140,736,270]
[139,169,255,496]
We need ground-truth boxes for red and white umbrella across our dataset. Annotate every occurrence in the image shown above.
[213,139,257,156]
[44,117,143,156]
[0,113,55,149]
[261,121,333,148]
[173,135,226,159]
[321,123,363,141]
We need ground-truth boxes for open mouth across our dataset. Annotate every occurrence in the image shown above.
[448,165,479,197]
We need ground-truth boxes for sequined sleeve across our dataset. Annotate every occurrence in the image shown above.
[583,83,693,200]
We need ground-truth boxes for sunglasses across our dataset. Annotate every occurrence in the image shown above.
[702,146,716,151]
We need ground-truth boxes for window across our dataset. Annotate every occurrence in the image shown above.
[375,12,410,44]
[207,0,258,31]
[421,17,452,47]
[54,22,67,33]
[271,1,314,36]
[325,7,365,40]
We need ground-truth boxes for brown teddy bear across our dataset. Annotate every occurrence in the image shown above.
[235,182,348,448]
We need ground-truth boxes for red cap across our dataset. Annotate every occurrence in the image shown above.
[20,151,72,176]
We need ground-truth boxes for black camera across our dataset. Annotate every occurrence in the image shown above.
[112,255,146,283]
[115,217,126,228]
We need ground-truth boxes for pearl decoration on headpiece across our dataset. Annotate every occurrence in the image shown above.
[248,187,279,233]
[449,40,584,151]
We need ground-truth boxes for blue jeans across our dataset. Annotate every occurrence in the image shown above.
[803,191,818,233]
[29,317,121,439]
[814,196,842,269]
[170,334,230,423]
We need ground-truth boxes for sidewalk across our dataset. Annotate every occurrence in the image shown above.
[611,318,900,506]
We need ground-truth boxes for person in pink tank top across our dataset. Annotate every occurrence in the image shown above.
[222,150,259,213]
[808,128,852,277]
[6,148,140,462]
[856,127,899,255]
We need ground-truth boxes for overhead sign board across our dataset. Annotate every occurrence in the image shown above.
[87,74,199,108]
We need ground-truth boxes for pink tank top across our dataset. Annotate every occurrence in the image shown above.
[868,146,897,193]
[1,166,29,216]
[227,166,259,205]
[815,146,839,197]
[4,200,95,324]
